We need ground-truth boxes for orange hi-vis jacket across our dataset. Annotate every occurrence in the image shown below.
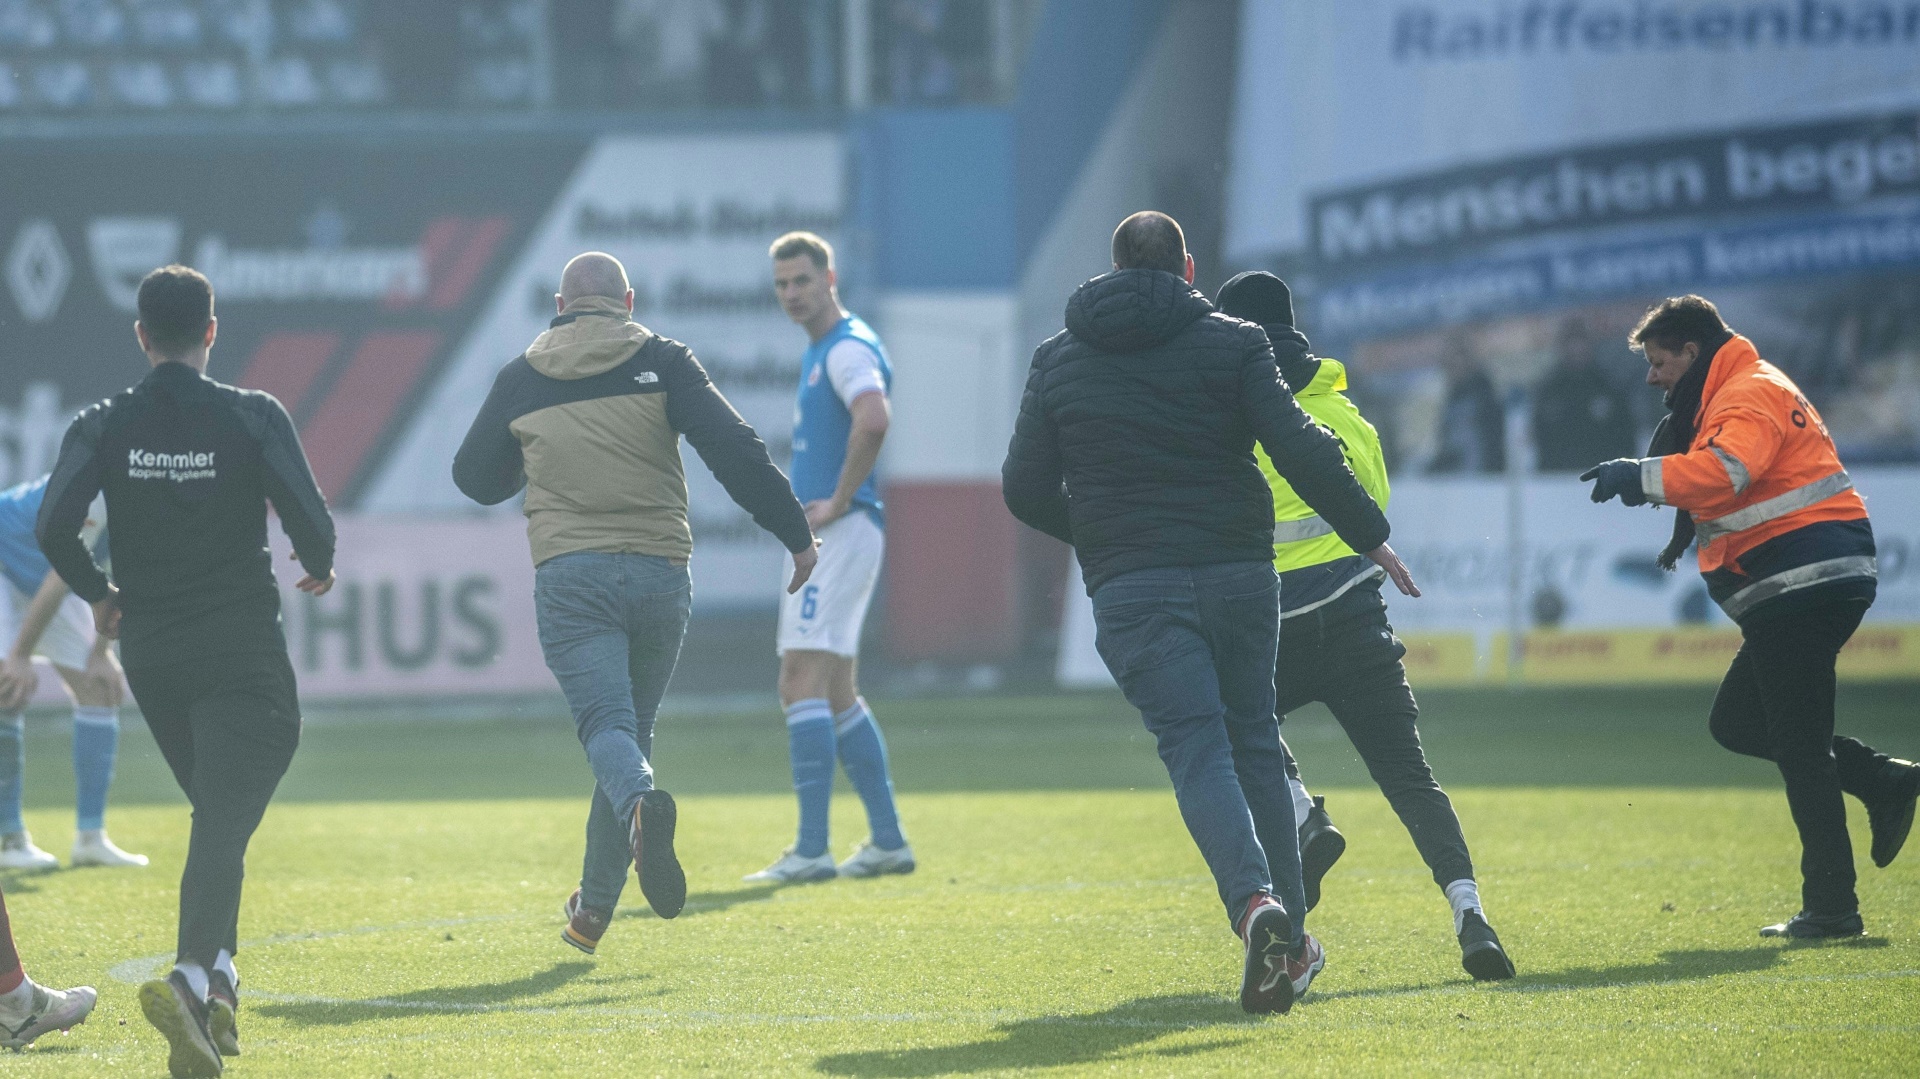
[1640,335,1875,621]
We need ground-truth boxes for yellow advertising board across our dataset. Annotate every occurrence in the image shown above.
[1398,626,1920,686]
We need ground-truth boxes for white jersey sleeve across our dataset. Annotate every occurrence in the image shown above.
[825,339,887,408]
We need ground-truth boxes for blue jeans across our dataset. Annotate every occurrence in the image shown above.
[1092,561,1304,940]
[535,551,692,913]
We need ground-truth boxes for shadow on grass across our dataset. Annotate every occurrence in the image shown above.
[1310,947,1797,1005]
[0,869,50,895]
[813,994,1256,1076]
[616,883,781,921]
[254,960,614,1026]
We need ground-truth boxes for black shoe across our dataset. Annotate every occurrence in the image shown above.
[1866,759,1920,869]
[1238,893,1296,1015]
[138,970,223,1078]
[206,970,240,1057]
[1760,909,1864,939]
[1458,909,1516,981]
[1299,796,1346,913]
[636,789,686,920]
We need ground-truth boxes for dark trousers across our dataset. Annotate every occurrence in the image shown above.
[1092,561,1304,937]
[1708,598,1897,914]
[1276,585,1475,889]
[126,653,301,969]
[0,884,19,991]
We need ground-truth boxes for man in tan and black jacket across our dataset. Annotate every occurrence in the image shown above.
[454,252,816,955]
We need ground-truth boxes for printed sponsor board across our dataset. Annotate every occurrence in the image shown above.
[0,135,585,504]
[1227,0,1920,265]
[365,130,847,606]
[1058,467,1920,688]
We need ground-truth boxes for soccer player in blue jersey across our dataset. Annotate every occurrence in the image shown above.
[745,232,914,883]
[0,476,145,870]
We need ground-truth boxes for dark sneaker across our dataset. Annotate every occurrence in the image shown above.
[562,888,611,955]
[1458,909,1516,980]
[1760,910,1864,939]
[1867,759,1920,869]
[1299,796,1346,913]
[138,971,223,1078]
[1237,892,1296,1015]
[205,970,239,1057]
[634,789,686,920]
[1286,932,1327,1000]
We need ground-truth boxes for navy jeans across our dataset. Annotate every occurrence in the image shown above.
[534,551,692,913]
[1091,561,1304,941]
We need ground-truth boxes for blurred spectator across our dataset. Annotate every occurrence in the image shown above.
[1427,334,1506,474]
[1529,318,1636,472]
[616,0,724,107]
[885,0,957,104]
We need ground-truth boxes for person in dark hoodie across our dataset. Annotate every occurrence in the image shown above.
[453,252,817,955]
[1002,213,1419,1014]
[1215,271,1514,983]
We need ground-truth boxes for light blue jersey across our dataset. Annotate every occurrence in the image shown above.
[791,315,892,527]
[0,477,54,597]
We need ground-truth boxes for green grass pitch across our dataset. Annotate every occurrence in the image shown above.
[2,685,1917,1076]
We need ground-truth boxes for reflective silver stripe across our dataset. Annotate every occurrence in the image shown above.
[1640,458,1665,504]
[1273,515,1334,544]
[1694,470,1853,543]
[1719,555,1878,621]
[1280,562,1387,620]
[1710,445,1751,496]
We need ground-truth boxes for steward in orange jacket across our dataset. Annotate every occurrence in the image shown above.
[1583,295,1919,940]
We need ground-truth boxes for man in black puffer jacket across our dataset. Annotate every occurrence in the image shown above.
[1002,212,1419,1015]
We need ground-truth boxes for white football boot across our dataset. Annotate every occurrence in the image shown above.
[0,831,57,871]
[837,840,916,878]
[70,830,148,868]
[0,980,97,1049]
[742,848,837,883]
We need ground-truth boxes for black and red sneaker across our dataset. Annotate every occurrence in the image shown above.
[1237,892,1295,1014]
[562,888,612,955]
[206,969,240,1057]
[1286,932,1328,1000]
[633,789,686,919]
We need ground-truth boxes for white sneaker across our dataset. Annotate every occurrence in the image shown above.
[0,981,97,1049]
[71,830,148,868]
[742,848,837,883]
[0,831,58,871]
[837,840,916,878]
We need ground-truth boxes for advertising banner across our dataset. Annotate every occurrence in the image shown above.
[1058,467,1920,688]
[0,134,585,504]
[365,130,846,607]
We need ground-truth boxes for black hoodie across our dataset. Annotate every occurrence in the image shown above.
[1001,269,1388,593]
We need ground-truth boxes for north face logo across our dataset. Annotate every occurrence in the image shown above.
[634,372,659,384]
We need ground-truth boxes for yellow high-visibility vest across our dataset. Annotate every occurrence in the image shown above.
[1255,358,1390,573]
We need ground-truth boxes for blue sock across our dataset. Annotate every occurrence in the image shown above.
[834,699,904,850]
[786,698,836,859]
[0,713,22,835]
[72,706,118,832]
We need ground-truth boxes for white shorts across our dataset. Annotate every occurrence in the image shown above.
[777,512,884,658]
[0,585,95,671]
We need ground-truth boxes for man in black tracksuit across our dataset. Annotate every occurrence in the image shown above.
[37,266,334,1078]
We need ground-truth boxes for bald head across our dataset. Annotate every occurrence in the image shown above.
[1112,212,1188,276]
[558,252,631,306]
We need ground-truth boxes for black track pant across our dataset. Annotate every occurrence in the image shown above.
[1708,597,1898,915]
[1276,584,1475,889]
[126,652,301,969]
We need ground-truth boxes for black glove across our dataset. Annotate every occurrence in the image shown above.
[1580,459,1647,506]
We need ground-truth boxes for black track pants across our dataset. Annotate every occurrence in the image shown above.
[127,652,301,969]
[1276,584,1476,889]
[1708,598,1897,915]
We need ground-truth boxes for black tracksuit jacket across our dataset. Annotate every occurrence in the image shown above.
[36,361,334,668]
[1002,269,1389,593]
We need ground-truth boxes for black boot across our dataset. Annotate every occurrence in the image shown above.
[1299,796,1346,913]
[1458,909,1516,980]
[1760,910,1864,939]
[1866,759,1920,869]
